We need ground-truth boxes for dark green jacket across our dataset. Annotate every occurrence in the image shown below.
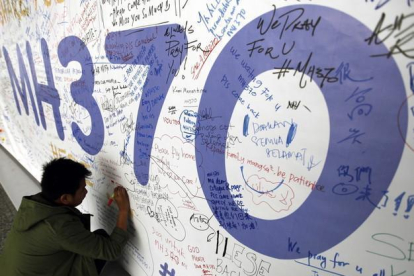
[0,193,128,276]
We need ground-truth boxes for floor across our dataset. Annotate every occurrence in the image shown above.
[0,145,130,276]
[0,183,16,254]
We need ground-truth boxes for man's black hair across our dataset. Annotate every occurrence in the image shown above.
[40,157,92,201]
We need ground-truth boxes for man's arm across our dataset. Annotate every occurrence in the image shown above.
[56,186,131,260]
[56,215,128,261]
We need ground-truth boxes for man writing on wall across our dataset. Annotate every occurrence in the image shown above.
[0,157,130,276]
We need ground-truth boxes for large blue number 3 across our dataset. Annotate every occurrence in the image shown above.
[197,5,408,258]
[58,37,105,155]
[105,25,187,185]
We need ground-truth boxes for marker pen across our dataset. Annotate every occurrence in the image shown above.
[107,193,115,206]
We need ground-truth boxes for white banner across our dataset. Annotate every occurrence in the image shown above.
[1,1,413,275]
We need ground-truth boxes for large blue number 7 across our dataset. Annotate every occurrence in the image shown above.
[105,25,187,185]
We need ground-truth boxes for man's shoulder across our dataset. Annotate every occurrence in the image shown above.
[45,211,81,226]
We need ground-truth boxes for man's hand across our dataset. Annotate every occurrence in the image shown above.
[114,186,130,213]
[113,186,130,230]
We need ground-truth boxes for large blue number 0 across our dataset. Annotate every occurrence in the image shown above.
[105,25,187,185]
[197,5,408,258]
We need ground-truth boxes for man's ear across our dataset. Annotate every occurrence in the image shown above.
[58,194,73,205]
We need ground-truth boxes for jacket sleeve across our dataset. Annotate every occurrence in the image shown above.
[52,215,129,261]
